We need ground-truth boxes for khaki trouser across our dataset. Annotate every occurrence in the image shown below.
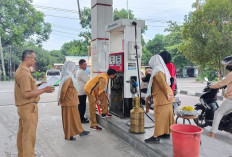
[86,92,108,127]
[210,99,232,133]
[17,103,38,157]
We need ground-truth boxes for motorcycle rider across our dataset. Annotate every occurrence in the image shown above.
[209,62,232,138]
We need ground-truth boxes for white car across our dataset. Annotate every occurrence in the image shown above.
[45,69,61,85]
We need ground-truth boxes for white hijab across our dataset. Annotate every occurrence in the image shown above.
[57,61,79,101]
[146,54,171,98]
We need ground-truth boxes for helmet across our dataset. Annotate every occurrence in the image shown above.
[222,55,232,65]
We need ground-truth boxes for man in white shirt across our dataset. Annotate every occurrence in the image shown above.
[76,59,90,123]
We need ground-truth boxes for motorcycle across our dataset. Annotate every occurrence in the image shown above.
[193,79,232,133]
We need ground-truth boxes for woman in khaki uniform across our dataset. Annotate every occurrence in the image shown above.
[58,61,90,140]
[145,55,174,144]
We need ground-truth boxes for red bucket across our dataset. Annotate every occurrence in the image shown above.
[170,124,203,157]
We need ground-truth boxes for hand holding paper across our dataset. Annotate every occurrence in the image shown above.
[38,76,61,90]
[43,86,55,93]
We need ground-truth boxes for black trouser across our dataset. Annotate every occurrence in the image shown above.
[78,95,87,120]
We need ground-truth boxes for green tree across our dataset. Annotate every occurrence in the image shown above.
[50,50,64,63]
[146,34,165,54]
[114,8,135,20]
[80,7,91,30]
[0,0,51,46]
[2,42,61,78]
[79,7,91,44]
[180,0,232,76]
[164,21,193,68]
[142,34,167,65]
[22,42,53,72]
[0,0,51,80]
[2,46,21,80]
[32,71,41,80]
[141,47,153,65]
[197,65,217,81]
[60,40,88,57]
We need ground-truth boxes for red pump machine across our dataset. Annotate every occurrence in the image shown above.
[107,19,145,117]
[109,52,124,72]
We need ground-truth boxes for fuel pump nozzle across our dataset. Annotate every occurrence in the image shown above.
[129,76,138,94]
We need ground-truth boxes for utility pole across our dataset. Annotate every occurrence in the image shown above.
[77,0,82,20]
[84,34,92,74]
[0,35,6,80]
[9,46,12,80]
[127,0,129,19]
[13,46,16,73]
[8,47,10,79]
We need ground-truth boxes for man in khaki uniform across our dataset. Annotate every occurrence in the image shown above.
[84,69,116,130]
[14,50,55,157]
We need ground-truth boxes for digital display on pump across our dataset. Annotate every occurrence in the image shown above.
[116,55,122,66]
[109,55,115,65]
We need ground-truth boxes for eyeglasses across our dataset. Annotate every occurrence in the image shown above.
[28,56,36,60]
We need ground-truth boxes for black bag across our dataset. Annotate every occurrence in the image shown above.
[170,77,178,96]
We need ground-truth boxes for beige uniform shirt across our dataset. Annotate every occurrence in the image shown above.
[211,72,232,100]
[14,64,40,106]
[76,69,89,95]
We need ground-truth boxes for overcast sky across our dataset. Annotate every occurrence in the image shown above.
[32,0,196,50]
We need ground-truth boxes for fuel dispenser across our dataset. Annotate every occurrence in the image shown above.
[106,19,145,117]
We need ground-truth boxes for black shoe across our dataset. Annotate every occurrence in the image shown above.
[101,114,106,118]
[144,136,160,144]
[65,136,76,141]
[80,131,90,136]
[81,118,89,123]
[158,134,170,139]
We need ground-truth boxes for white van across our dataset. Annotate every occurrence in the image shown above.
[45,69,61,85]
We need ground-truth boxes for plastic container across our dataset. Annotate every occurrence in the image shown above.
[170,124,203,157]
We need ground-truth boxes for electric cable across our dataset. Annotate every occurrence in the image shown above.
[52,30,81,36]
[45,14,79,20]
[51,32,82,38]
[34,4,183,25]
[34,5,78,13]
[52,25,83,31]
